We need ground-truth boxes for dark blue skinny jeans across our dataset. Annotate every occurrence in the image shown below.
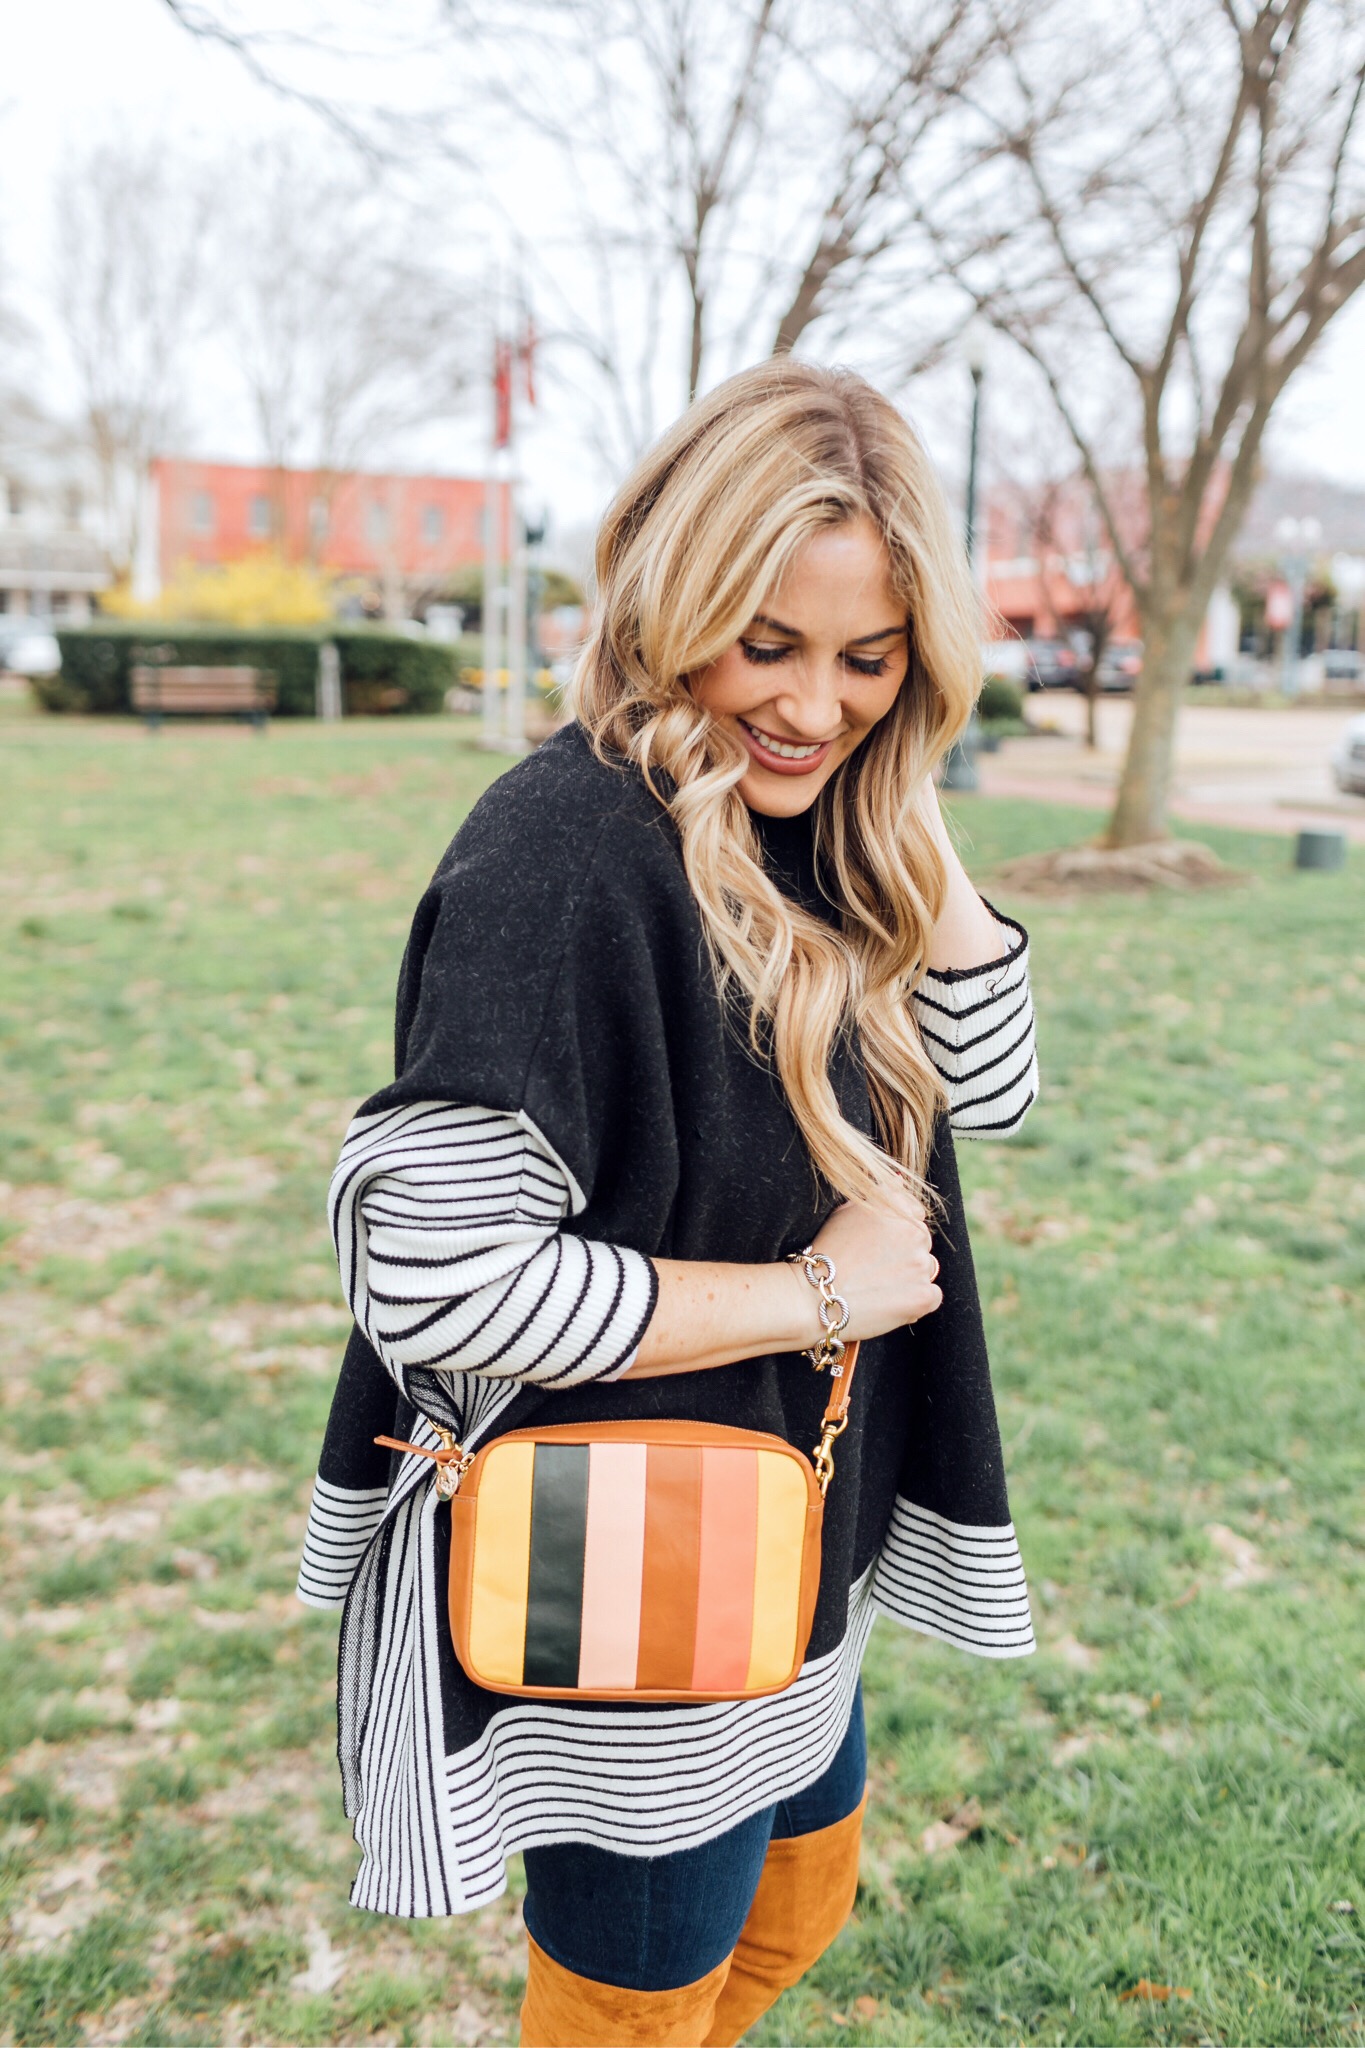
[521,1684,866,1992]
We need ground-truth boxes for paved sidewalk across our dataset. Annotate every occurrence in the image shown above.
[975,696,1365,844]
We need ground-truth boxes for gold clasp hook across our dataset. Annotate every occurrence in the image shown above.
[811,1413,849,1497]
[374,1427,473,1498]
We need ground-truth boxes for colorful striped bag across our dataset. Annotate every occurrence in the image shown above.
[376,1342,860,1702]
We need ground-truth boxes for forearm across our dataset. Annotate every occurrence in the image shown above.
[622,1256,817,1379]
[922,778,1012,972]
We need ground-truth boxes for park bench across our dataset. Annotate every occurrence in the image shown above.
[130,665,277,731]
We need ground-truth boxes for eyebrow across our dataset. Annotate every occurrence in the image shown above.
[749,612,908,647]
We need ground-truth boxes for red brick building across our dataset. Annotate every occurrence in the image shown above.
[149,458,484,611]
[982,474,1145,643]
[979,469,1243,673]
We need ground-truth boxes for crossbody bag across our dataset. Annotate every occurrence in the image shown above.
[375,1252,859,1705]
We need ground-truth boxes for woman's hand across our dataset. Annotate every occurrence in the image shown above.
[622,1186,940,1380]
[810,1191,942,1338]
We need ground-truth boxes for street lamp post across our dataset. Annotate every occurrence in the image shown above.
[965,353,984,571]
[481,459,508,750]
[941,321,989,792]
[504,515,530,755]
[1275,515,1322,699]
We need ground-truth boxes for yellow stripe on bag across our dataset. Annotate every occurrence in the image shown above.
[745,1451,808,1689]
[468,1441,536,1685]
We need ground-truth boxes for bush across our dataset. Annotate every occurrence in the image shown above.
[333,628,453,715]
[101,554,333,627]
[978,673,1024,722]
[41,624,457,717]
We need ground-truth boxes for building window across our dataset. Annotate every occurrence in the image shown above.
[6,481,22,519]
[64,487,83,526]
[421,503,444,544]
[366,501,390,545]
[309,496,329,541]
[247,493,272,540]
[190,490,215,535]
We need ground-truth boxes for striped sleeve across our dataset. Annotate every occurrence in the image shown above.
[296,1476,389,1610]
[327,1101,658,1391]
[872,1498,1036,1657]
[912,903,1039,1137]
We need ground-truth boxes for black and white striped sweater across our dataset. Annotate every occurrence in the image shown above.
[322,922,1036,1408]
[297,724,1038,1917]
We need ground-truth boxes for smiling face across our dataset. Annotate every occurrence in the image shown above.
[691,515,909,816]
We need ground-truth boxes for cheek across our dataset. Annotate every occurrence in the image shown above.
[850,669,907,734]
[691,650,751,716]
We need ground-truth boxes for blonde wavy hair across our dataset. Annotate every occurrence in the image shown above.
[571,359,982,1211]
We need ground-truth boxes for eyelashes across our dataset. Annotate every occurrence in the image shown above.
[739,640,891,678]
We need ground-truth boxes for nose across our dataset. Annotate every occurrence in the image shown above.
[768,660,846,742]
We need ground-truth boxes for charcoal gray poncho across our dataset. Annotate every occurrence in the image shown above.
[298,721,1038,1918]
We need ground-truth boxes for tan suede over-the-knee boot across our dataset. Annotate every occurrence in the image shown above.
[701,1794,867,2048]
[520,1930,731,2047]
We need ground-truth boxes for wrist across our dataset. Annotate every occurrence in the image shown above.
[778,1256,823,1348]
[784,1246,852,1370]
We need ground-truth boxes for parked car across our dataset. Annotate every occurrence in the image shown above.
[1330,713,1365,795]
[1097,639,1143,691]
[0,618,61,676]
[1023,636,1082,689]
[1323,647,1365,684]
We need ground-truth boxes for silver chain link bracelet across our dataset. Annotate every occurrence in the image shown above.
[785,1244,851,1375]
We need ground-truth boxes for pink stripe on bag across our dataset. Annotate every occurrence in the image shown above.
[690,1447,759,1691]
[576,1443,648,1688]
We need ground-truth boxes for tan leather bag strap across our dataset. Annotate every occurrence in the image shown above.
[812,1337,860,1497]
[374,1428,472,1499]
[376,1337,864,1502]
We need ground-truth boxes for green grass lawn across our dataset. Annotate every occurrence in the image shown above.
[0,711,1361,2048]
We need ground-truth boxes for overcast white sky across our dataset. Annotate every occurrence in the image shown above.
[6,0,1364,551]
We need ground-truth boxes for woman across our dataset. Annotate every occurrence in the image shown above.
[299,360,1039,2046]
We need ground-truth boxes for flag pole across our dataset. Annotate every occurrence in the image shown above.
[480,312,506,750]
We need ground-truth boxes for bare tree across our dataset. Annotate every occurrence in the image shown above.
[158,0,1026,477]
[460,0,1024,465]
[1059,499,1132,752]
[222,143,474,542]
[52,138,215,580]
[0,252,42,492]
[929,0,1365,847]
[159,0,471,164]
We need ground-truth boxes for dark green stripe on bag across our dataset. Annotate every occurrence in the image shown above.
[522,1443,590,1687]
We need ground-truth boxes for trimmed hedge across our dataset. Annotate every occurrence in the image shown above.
[978,673,1025,722]
[40,625,457,717]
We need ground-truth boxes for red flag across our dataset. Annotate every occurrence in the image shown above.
[493,336,514,449]
[519,316,537,408]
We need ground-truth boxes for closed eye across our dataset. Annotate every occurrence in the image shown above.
[740,640,893,677]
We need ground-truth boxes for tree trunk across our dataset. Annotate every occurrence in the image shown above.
[1084,622,1109,750]
[1104,605,1200,846]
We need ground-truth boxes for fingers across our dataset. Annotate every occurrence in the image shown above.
[913,1277,943,1321]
